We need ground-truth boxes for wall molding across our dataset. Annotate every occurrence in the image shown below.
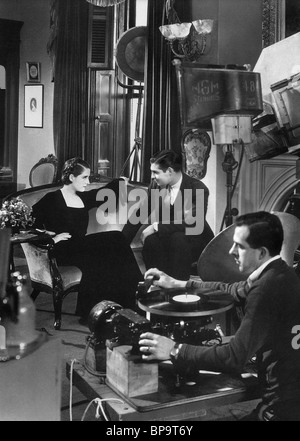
[239,154,298,215]
[262,0,285,48]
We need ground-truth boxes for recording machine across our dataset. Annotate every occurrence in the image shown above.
[83,277,230,398]
[86,282,225,357]
[84,289,227,397]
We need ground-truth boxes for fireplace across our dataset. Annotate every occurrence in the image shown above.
[238,153,299,215]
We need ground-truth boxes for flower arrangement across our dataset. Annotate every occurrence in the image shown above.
[0,197,35,233]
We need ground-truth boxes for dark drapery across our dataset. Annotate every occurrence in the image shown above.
[49,0,89,176]
[141,0,182,183]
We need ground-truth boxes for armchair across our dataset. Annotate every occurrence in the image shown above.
[21,240,82,330]
[29,154,58,187]
[7,179,148,329]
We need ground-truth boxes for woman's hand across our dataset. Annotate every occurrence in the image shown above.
[53,232,71,244]
[144,268,187,290]
[139,332,176,361]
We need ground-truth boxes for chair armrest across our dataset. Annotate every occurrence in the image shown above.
[21,241,63,290]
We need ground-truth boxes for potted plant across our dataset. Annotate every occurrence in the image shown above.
[0,197,35,235]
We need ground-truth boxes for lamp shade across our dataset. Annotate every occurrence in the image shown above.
[86,0,125,6]
[159,23,192,41]
[192,19,214,34]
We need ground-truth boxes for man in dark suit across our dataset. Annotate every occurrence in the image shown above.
[122,150,214,279]
[139,211,300,421]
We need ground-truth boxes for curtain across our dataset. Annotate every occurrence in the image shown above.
[49,0,89,176]
[141,0,182,183]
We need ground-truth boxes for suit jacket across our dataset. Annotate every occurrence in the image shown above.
[179,259,300,407]
[122,173,213,244]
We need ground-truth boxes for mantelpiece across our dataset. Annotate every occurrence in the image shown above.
[238,153,299,215]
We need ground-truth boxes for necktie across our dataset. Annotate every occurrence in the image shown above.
[164,185,174,205]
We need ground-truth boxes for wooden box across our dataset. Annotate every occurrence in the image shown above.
[106,345,158,398]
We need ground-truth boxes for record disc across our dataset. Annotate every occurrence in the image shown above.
[138,288,234,318]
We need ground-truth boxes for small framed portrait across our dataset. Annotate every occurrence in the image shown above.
[26,62,41,83]
[24,84,44,128]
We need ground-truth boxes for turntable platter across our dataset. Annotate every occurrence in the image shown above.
[137,289,234,318]
[172,294,201,304]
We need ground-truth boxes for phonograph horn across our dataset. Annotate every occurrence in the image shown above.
[198,211,300,283]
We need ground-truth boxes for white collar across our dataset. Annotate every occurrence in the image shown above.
[248,255,281,286]
[170,174,182,190]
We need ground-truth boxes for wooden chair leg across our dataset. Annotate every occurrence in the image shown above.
[52,287,63,330]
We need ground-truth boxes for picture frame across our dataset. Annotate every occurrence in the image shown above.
[26,62,41,83]
[24,84,44,128]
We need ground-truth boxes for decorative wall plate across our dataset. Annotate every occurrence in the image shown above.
[182,129,211,180]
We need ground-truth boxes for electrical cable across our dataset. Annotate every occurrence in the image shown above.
[81,397,125,421]
[220,140,245,232]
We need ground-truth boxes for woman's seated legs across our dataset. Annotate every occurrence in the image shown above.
[76,231,142,318]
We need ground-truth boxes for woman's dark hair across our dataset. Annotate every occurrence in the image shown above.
[235,211,283,256]
[150,149,182,172]
[61,157,90,185]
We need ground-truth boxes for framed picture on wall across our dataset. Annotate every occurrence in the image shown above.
[24,84,44,128]
[26,62,41,83]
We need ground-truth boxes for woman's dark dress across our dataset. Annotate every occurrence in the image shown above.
[32,180,142,318]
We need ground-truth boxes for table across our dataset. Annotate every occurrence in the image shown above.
[66,359,260,421]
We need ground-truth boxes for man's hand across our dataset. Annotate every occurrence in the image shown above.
[144,268,187,290]
[140,224,156,244]
[53,232,71,244]
[139,332,176,361]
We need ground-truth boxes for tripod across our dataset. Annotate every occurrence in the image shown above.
[120,85,143,181]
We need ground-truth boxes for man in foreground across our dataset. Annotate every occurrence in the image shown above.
[139,211,300,421]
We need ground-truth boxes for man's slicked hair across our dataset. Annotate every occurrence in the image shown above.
[150,149,182,172]
[235,211,283,256]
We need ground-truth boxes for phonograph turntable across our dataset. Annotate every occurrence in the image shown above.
[136,281,233,345]
[85,280,233,396]
[84,278,234,398]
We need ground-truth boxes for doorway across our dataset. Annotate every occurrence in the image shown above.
[0,18,23,196]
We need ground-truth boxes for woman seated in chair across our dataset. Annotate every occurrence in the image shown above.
[32,157,143,322]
